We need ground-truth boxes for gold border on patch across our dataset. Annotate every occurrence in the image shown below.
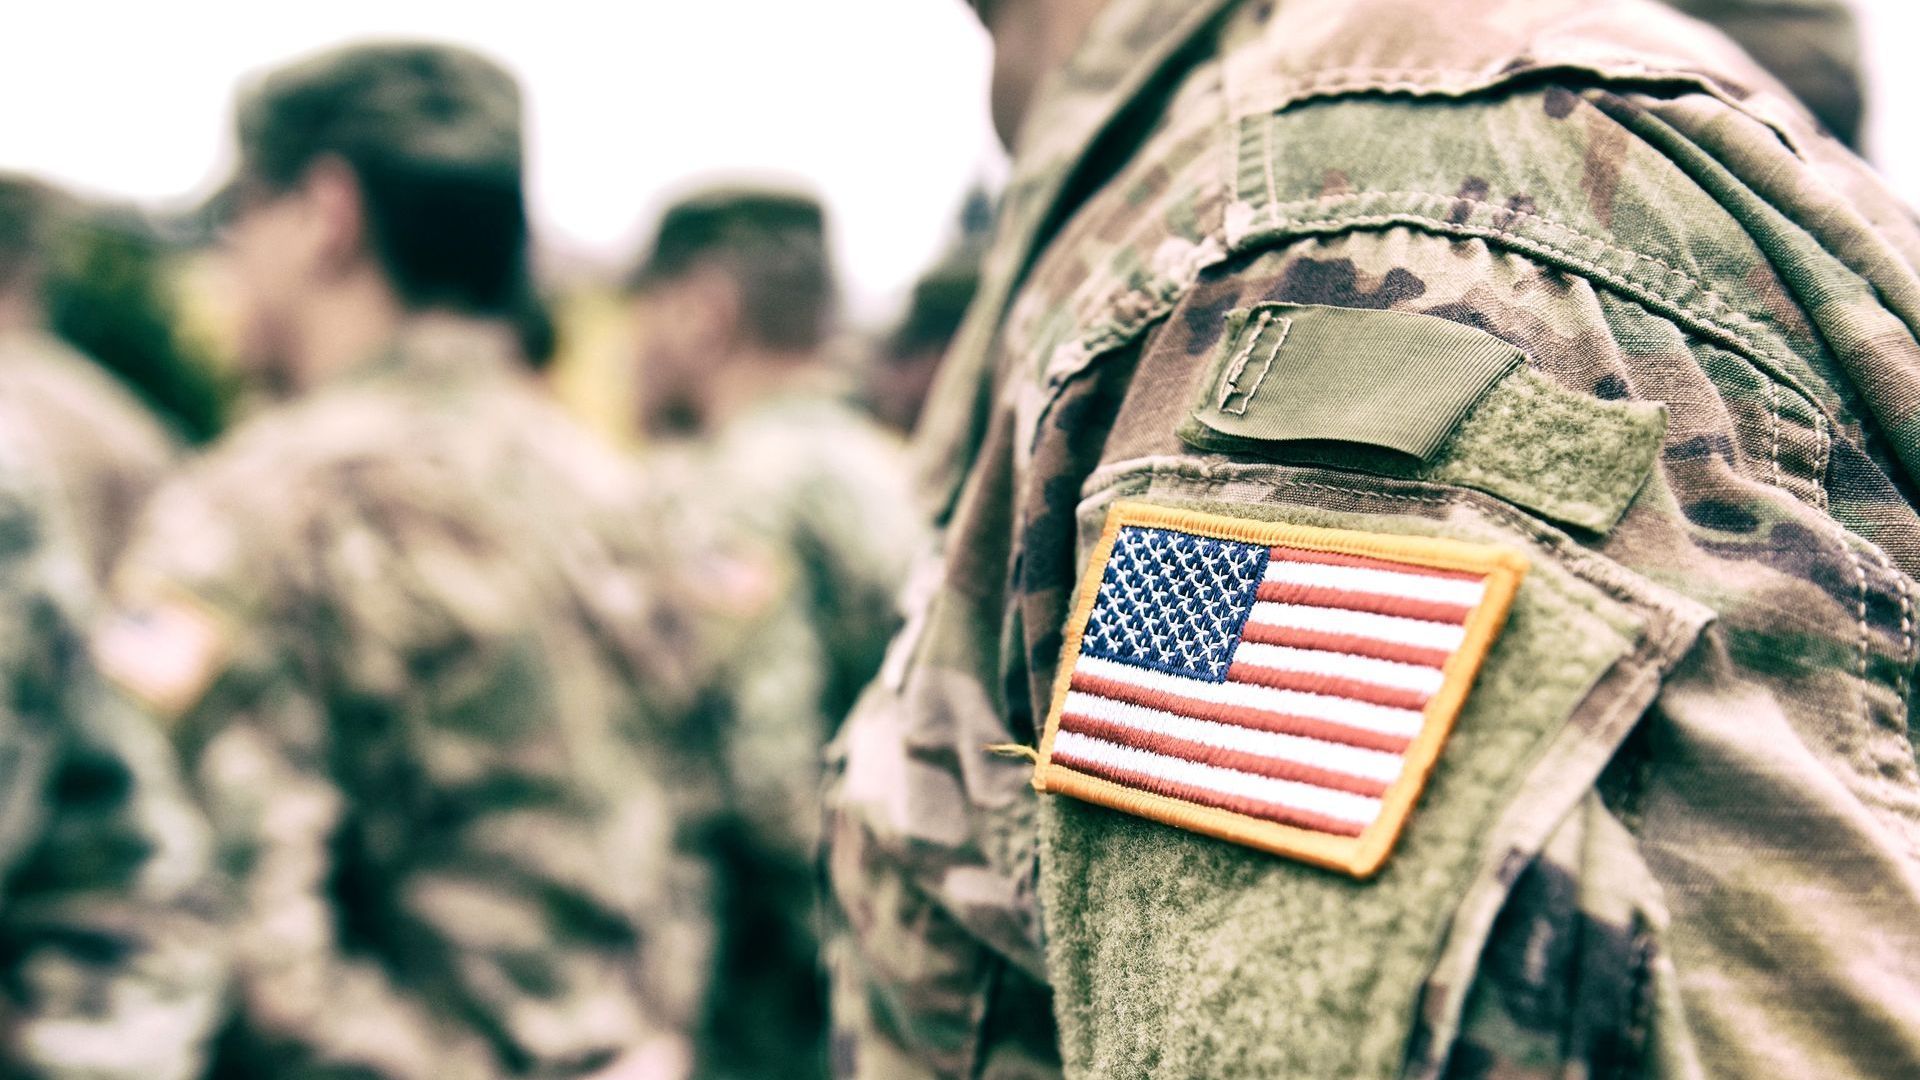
[1033,501,1527,879]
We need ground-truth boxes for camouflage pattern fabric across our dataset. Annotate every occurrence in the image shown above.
[0,416,223,1079]
[647,385,920,1080]
[98,319,705,1079]
[823,0,1920,1076]
[0,329,178,584]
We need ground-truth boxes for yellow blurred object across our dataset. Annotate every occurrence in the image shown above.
[170,250,245,379]
[546,281,642,446]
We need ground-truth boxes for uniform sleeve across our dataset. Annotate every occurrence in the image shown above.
[829,205,1920,1079]
[0,464,224,1080]
[1025,222,1920,1079]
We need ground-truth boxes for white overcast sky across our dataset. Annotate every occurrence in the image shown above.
[0,0,1913,325]
[0,0,1005,323]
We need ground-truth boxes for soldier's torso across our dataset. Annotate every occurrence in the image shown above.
[109,324,691,1076]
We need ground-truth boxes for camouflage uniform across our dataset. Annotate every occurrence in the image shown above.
[0,329,178,583]
[824,0,1920,1077]
[0,417,222,1079]
[648,383,920,1079]
[99,321,702,1079]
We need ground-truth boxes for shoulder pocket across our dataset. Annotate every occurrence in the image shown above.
[1036,459,1710,1080]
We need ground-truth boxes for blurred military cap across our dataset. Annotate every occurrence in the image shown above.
[0,174,59,285]
[629,187,827,290]
[235,41,523,192]
[888,253,979,360]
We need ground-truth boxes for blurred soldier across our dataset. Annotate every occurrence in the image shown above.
[864,191,989,435]
[94,43,702,1079]
[824,0,1920,1078]
[626,190,921,1080]
[0,175,180,582]
[0,416,223,1079]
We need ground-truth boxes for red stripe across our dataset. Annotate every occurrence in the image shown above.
[1269,545,1486,583]
[1068,672,1414,754]
[1225,662,1431,711]
[1239,622,1453,669]
[1052,750,1369,837]
[1059,713,1392,797]
[1254,580,1472,624]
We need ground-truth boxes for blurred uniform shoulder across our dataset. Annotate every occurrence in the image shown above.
[716,389,914,505]
[0,330,178,454]
[0,330,180,579]
[110,324,664,691]
[708,388,920,591]
[652,384,920,646]
[144,328,632,540]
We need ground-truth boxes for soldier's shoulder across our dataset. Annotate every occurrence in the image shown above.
[705,395,917,536]
[1015,0,1909,395]
[725,395,908,473]
[0,333,178,458]
[1236,0,1765,88]
[1215,0,1833,218]
[112,388,426,593]
[1214,0,1905,250]
[173,378,553,510]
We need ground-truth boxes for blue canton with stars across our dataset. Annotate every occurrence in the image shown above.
[1080,526,1268,683]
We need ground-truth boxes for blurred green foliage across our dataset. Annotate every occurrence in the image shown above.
[45,216,230,444]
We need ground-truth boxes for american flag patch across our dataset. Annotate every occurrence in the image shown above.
[1035,502,1527,878]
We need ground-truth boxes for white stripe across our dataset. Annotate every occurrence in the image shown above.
[1052,731,1384,826]
[1246,601,1467,652]
[1072,655,1426,739]
[1231,642,1445,696]
[1063,691,1407,783]
[1264,559,1486,607]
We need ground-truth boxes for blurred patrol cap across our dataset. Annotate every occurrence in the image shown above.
[0,173,63,284]
[627,186,827,291]
[196,41,523,233]
[886,187,993,359]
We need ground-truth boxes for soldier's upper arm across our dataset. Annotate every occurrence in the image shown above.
[1029,216,1920,1078]
[92,473,287,749]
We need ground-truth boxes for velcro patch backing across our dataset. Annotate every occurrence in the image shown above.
[1034,501,1526,878]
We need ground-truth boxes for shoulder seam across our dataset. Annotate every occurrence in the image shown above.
[1246,192,1818,406]
[1238,194,1833,492]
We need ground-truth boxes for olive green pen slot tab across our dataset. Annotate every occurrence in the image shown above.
[1178,302,1667,534]
[1189,302,1522,460]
